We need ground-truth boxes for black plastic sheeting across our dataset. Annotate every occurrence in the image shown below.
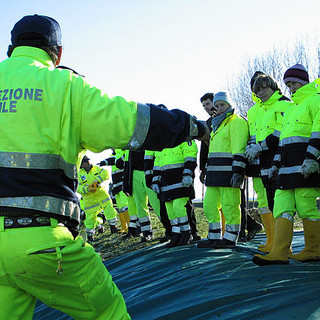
[33,231,320,320]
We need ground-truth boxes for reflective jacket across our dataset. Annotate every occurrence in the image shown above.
[246,95,263,177]
[206,111,249,187]
[77,166,110,208]
[102,149,125,195]
[275,82,320,189]
[153,141,198,201]
[144,150,156,188]
[255,91,290,185]
[0,46,203,227]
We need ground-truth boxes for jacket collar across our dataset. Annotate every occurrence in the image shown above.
[11,46,54,68]
[291,82,317,104]
[260,90,282,107]
[211,107,234,132]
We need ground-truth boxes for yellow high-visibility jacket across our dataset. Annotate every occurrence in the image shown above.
[153,141,198,201]
[77,166,110,208]
[206,111,249,187]
[0,46,203,226]
[276,82,320,189]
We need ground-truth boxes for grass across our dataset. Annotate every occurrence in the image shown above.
[88,205,303,261]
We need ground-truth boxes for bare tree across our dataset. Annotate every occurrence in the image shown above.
[227,33,320,116]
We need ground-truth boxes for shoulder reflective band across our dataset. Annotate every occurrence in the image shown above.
[126,103,150,150]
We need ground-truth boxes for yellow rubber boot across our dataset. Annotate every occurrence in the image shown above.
[123,210,130,226]
[289,219,320,262]
[258,212,275,253]
[252,217,293,266]
[118,212,127,233]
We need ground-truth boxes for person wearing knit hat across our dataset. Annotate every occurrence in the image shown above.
[283,63,309,85]
[213,91,234,114]
[197,91,249,249]
[253,64,320,266]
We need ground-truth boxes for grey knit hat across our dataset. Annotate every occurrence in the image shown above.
[283,64,309,85]
[213,91,233,107]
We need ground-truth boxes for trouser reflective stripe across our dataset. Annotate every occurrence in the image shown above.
[224,224,240,242]
[108,218,117,226]
[208,222,221,240]
[170,218,180,234]
[129,215,138,228]
[138,216,152,232]
[178,216,190,232]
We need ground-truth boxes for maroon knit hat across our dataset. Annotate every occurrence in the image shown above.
[283,64,309,85]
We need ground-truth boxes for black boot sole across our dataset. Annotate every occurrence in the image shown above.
[252,256,289,266]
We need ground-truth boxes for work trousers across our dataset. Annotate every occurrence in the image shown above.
[0,218,130,320]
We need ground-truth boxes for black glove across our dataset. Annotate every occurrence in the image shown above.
[230,173,244,188]
[116,157,125,169]
[99,160,107,166]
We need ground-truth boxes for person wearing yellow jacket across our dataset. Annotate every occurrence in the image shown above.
[253,64,320,266]
[99,149,130,233]
[198,91,249,249]
[0,15,210,320]
[246,74,291,252]
[77,156,118,240]
[152,140,198,247]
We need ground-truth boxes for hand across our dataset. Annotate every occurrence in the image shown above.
[245,143,262,162]
[230,173,244,188]
[199,170,205,184]
[301,158,319,178]
[268,166,279,179]
[151,184,160,194]
[197,121,210,145]
[88,185,98,193]
[182,175,193,187]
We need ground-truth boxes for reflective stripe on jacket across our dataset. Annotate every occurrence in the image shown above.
[154,141,198,201]
[77,166,110,207]
[206,113,248,187]
[0,47,200,223]
[276,82,320,189]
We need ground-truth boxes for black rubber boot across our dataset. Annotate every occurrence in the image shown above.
[141,231,154,243]
[177,231,192,246]
[110,224,119,234]
[159,232,172,243]
[192,232,201,241]
[197,239,219,248]
[166,233,181,248]
[211,238,236,249]
[123,227,141,238]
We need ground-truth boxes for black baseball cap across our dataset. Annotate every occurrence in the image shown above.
[11,14,62,46]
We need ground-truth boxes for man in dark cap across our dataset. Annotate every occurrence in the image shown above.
[0,14,209,319]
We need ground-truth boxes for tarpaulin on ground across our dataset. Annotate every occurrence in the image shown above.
[33,231,320,320]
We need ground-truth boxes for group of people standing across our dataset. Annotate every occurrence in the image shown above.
[3,13,320,319]
[78,63,320,268]
[199,64,320,266]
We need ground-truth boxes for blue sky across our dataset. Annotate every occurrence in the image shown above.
[1,0,320,197]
